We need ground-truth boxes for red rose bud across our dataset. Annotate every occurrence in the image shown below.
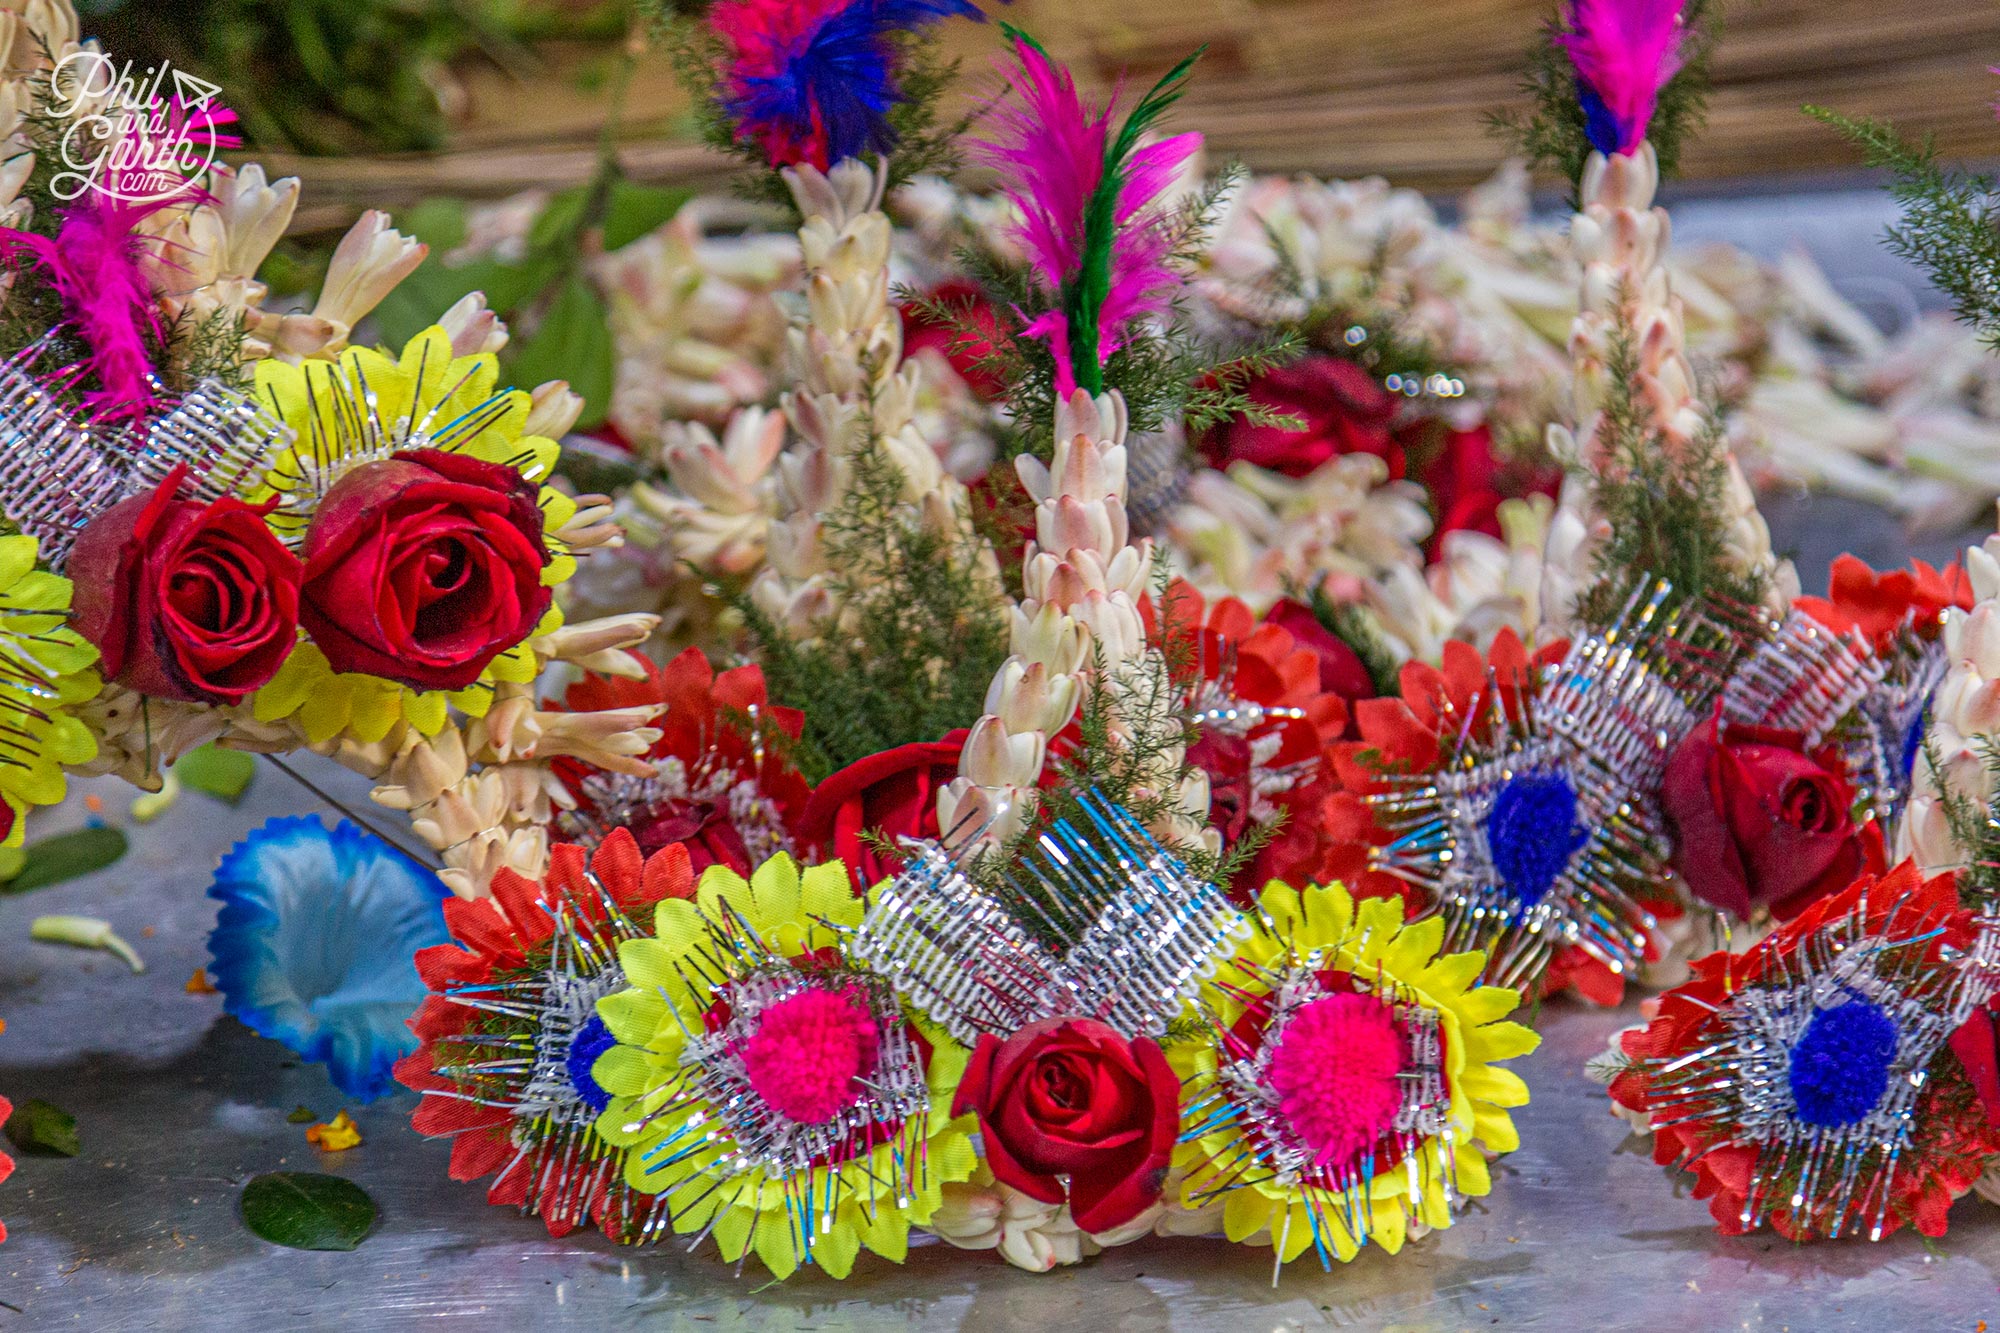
[951,1017,1179,1234]
[299,448,551,692]
[1662,712,1879,921]
[69,468,302,705]
[1198,354,1399,478]
[796,730,968,890]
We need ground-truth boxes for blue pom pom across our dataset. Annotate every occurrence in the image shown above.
[1788,1000,1899,1128]
[1485,771,1590,910]
[566,1014,618,1115]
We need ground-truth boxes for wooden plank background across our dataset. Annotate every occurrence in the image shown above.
[267,0,2000,231]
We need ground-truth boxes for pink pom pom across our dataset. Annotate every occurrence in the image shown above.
[740,986,880,1125]
[1266,991,1407,1172]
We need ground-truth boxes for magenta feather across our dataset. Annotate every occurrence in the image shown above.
[973,34,1200,396]
[0,198,169,423]
[1557,0,1686,156]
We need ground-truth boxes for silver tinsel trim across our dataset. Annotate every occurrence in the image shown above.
[851,790,1247,1043]
[0,351,130,569]
[122,380,293,504]
[1368,582,1714,989]
[1720,609,1881,744]
[0,346,296,570]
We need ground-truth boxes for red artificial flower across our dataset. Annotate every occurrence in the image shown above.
[396,831,694,1241]
[68,466,302,705]
[299,448,551,692]
[1662,710,1886,922]
[1148,581,1348,898]
[1794,554,1973,653]
[554,648,811,878]
[0,1093,11,1245]
[951,1016,1179,1233]
[1323,631,1566,908]
[1198,354,1401,478]
[1611,860,2000,1242]
[900,279,1007,400]
[796,730,968,890]
[1315,630,1639,1002]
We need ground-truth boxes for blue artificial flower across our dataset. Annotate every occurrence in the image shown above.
[208,816,451,1101]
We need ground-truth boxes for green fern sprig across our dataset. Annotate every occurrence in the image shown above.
[1806,106,2000,351]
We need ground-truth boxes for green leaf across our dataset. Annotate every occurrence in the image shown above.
[394,197,470,253]
[370,252,564,351]
[173,746,257,804]
[0,844,23,882]
[505,275,613,431]
[5,1098,79,1156]
[528,185,590,253]
[285,1106,318,1125]
[5,826,128,894]
[602,180,692,251]
[240,1172,377,1252]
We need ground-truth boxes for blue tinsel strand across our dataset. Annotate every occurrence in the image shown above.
[1484,771,1590,910]
[1788,1000,1899,1128]
[1898,711,1926,784]
[565,1013,619,1114]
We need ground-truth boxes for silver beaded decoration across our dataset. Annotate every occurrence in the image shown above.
[1367,581,1716,990]
[849,841,1072,1044]
[120,378,293,504]
[1720,606,1949,832]
[0,349,130,569]
[421,863,670,1241]
[853,789,1248,1042]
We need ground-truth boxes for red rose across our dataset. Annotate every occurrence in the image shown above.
[796,731,967,889]
[952,1017,1178,1233]
[1662,711,1881,921]
[1263,598,1376,704]
[69,468,302,705]
[299,448,551,691]
[1199,354,1398,478]
[900,280,1007,400]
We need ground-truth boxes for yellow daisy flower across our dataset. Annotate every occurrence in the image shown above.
[1170,881,1537,1271]
[247,327,580,743]
[0,534,99,845]
[592,853,977,1280]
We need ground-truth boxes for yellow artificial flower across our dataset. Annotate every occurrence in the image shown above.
[593,854,977,1280]
[1170,880,1537,1269]
[0,535,99,845]
[247,326,579,743]
[250,607,559,744]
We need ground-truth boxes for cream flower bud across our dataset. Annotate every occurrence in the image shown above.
[313,210,427,339]
[439,291,510,357]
